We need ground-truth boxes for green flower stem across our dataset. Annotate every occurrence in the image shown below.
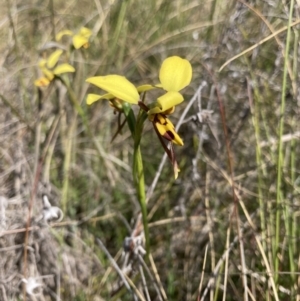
[125,106,150,254]
[133,144,149,254]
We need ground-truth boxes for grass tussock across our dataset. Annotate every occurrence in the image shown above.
[0,0,300,300]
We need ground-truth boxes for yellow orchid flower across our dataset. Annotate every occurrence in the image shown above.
[138,56,192,178]
[86,75,139,105]
[85,56,192,179]
[140,56,192,145]
[34,49,75,87]
[56,27,92,49]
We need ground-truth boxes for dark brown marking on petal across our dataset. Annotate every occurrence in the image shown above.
[166,130,175,139]
[163,130,175,142]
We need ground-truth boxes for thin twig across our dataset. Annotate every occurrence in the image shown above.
[96,238,138,301]
[138,254,165,301]
[197,244,208,301]
[149,254,167,300]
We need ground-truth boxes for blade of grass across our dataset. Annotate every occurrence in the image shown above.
[204,168,215,301]
[238,198,279,301]
[246,77,267,253]
[274,0,295,285]
[197,244,208,301]
[61,116,77,212]
[149,253,168,301]
[222,226,231,301]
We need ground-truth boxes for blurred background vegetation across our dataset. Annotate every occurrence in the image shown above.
[1,0,300,300]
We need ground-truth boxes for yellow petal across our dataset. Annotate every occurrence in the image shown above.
[53,63,75,75]
[137,84,156,93]
[159,56,192,92]
[157,91,184,111]
[72,27,92,49]
[148,91,183,115]
[86,93,114,105]
[155,114,183,146]
[41,68,55,80]
[86,75,139,104]
[38,59,47,68]
[86,94,101,105]
[47,49,63,69]
[73,35,89,49]
[56,29,73,41]
[34,77,50,87]
[79,27,92,38]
